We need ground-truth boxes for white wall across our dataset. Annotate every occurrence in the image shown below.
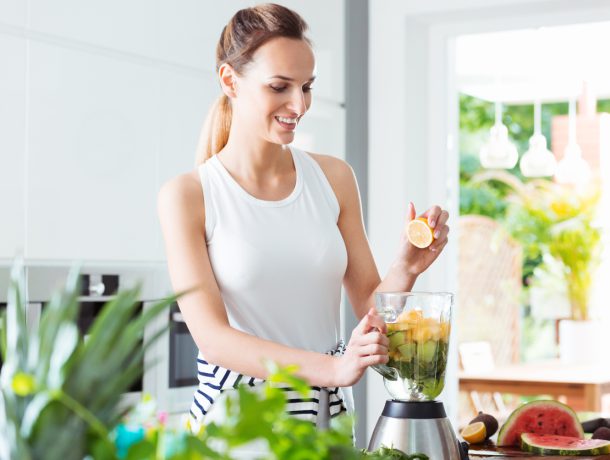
[0,0,345,265]
[367,0,610,441]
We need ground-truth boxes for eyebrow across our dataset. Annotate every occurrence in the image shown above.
[269,75,316,83]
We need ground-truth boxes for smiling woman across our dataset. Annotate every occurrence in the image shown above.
[157,2,450,439]
[195,4,315,164]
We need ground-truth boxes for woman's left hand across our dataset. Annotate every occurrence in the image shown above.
[396,202,450,276]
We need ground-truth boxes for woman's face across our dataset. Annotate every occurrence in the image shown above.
[230,37,315,146]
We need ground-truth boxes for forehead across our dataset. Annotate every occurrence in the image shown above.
[248,37,315,79]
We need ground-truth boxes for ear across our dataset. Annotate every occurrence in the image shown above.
[218,63,237,98]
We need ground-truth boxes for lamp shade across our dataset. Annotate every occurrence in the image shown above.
[479,123,519,169]
[555,142,592,185]
[520,133,557,177]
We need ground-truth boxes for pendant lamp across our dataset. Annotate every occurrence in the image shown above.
[519,99,557,177]
[479,101,518,169]
[555,98,591,185]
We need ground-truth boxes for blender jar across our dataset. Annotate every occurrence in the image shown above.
[373,292,453,401]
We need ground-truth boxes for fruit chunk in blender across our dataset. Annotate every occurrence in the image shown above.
[385,309,450,400]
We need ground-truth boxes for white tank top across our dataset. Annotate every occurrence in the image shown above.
[199,147,348,353]
[188,147,351,430]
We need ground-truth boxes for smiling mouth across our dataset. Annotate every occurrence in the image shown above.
[275,116,299,130]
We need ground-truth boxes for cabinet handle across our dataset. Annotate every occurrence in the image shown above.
[171,312,185,323]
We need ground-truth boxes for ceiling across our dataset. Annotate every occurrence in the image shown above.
[456,20,610,103]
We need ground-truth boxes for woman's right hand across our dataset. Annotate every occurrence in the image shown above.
[333,307,389,387]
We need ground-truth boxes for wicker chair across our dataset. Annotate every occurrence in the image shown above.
[457,215,523,419]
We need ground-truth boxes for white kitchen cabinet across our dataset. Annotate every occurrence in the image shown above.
[294,100,346,160]
[27,41,160,262]
[277,0,345,105]
[28,0,157,58]
[0,35,26,261]
[0,0,26,27]
[153,70,218,260]
[157,72,216,186]
[157,0,252,72]
[4,1,346,265]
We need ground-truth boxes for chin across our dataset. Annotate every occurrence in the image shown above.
[271,132,296,145]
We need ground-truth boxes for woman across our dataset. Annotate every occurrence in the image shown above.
[158,3,449,432]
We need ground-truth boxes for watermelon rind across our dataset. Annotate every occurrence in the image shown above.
[521,433,610,456]
[497,400,584,446]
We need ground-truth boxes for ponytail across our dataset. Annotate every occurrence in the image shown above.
[195,94,232,165]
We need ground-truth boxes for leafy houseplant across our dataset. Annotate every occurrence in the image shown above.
[0,262,425,460]
[0,261,177,460]
[502,180,602,321]
[466,171,602,321]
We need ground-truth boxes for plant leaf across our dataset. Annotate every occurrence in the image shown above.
[47,323,79,389]
[19,392,52,438]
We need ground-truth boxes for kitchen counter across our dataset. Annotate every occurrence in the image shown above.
[468,442,610,459]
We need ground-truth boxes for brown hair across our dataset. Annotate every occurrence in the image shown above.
[195,4,310,165]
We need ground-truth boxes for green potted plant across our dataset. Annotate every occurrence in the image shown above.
[0,260,177,460]
[470,173,603,363]
[0,261,425,459]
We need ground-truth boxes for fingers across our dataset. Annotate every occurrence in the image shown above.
[430,236,449,253]
[358,343,388,357]
[361,354,389,367]
[430,209,449,249]
[435,210,449,228]
[422,205,442,228]
[352,330,389,348]
[421,206,449,241]
[403,201,417,232]
[358,308,387,334]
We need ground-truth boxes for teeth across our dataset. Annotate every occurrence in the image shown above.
[277,116,298,124]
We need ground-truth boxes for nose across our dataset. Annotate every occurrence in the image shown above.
[287,87,308,116]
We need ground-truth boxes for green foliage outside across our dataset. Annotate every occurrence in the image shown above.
[459,93,606,359]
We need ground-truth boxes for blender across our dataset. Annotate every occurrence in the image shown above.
[368,292,466,459]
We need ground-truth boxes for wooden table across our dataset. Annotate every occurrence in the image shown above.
[459,360,610,412]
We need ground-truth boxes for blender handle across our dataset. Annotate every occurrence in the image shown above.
[371,364,399,381]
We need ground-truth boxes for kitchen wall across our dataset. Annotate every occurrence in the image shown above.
[0,0,346,266]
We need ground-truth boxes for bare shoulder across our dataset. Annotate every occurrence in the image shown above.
[307,152,353,179]
[306,152,357,207]
[158,169,204,225]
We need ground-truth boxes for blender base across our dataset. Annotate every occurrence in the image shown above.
[368,400,467,460]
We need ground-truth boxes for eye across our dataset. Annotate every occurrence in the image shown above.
[303,85,313,93]
[270,85,287,92]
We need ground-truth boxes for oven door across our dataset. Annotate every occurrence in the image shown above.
[146,301,198,415]
[0,302,42,371]
[40,298,145,408]
[0,302,5,370]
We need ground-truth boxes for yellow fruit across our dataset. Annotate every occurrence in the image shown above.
[413,327,432,343]
[440,322,451,341]
[397,309,423,324]
[387,322,400,333]
[406,217,435,249]
[461,421,487,444]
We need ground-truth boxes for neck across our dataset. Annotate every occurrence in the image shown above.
[218,123,292,182]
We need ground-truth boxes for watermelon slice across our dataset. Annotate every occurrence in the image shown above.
[497,400,584,446]
[521,433,610,456]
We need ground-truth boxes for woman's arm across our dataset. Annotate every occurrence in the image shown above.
[312,155,450,321]
[157,171,386,388]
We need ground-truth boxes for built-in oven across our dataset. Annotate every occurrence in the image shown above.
[0,301,42,372]
[74,298,144,393]
[0,302,5,370]
[38,274,145,407]
[146,301,199,415]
